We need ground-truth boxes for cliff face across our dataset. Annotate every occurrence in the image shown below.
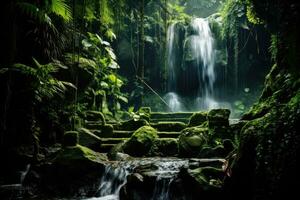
[224,1,300,199]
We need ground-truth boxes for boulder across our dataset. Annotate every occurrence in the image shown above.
[207,109,230,128]
[123,126,158,157]
[188,112,208,127]
[149,138,179,157]
[44,145,107,195]
[178,127,209,157]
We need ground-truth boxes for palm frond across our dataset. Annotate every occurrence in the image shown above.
[50,0,72,21]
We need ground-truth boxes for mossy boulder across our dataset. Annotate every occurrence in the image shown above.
[63,131,79,147]
[149,138,179,156]
[188,112,208,127]
[207,109,230,128]
[77,128,102,151]
[123,126,158,157]
[119,119,149,131]
[44,145,107,194]
[152,121,187,132]
[178,127,209,157]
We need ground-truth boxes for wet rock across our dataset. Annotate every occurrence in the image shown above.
[188,158,225,169]
[188,112,208,127]
[178,127,209,157]
[43,145,107,195]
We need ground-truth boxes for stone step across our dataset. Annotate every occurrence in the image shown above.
[150,118,189,123]
[150,112,194,119]
[113,130,134,138]
[100,138,127,144]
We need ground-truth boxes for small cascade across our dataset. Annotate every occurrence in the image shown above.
[0,164,31,198]
[85,158,188,200]
[151,176,173,200]
[92,165,128,199]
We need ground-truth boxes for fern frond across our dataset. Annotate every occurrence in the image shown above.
[50,0,72,21]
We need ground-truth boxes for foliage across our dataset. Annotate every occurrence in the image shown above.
[2,58,75,103]
[70,32,128,115]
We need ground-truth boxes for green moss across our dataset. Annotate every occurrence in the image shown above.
[152,121,187,132]
[63,131,79,147]
[178,127,209,157]
[188,112,208,127]
[123,126,158,157]
[207,109,230,128]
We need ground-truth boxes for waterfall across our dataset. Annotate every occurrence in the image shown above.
[190,17,218,109]
[167,23,177,92]
[165,18,220,112]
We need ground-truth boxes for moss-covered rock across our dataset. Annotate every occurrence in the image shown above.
[63,131,79,147]
[44,145,107,195]
[149,138,179,157]
[77,128,101,151]
[207,109,230,128]
[188,112,208,127]
[122,126,158,157]
[151,121,187,132]
[118,119,149,131]
[178,127,209,157]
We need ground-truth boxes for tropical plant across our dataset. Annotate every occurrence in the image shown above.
[1,58,76,103]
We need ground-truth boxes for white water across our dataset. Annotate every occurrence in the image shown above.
[167,23,177,92]
[84,158,188,200]
[165,18,220,111]
[164,92,184,112]
[190,17,217,109]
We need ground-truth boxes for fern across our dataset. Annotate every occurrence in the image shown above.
[6,58,76,102]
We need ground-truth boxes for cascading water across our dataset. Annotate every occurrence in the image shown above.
[190,17,218,109]
[84,158,189,200]
[165,23,184,111]
[165,18,220,111]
